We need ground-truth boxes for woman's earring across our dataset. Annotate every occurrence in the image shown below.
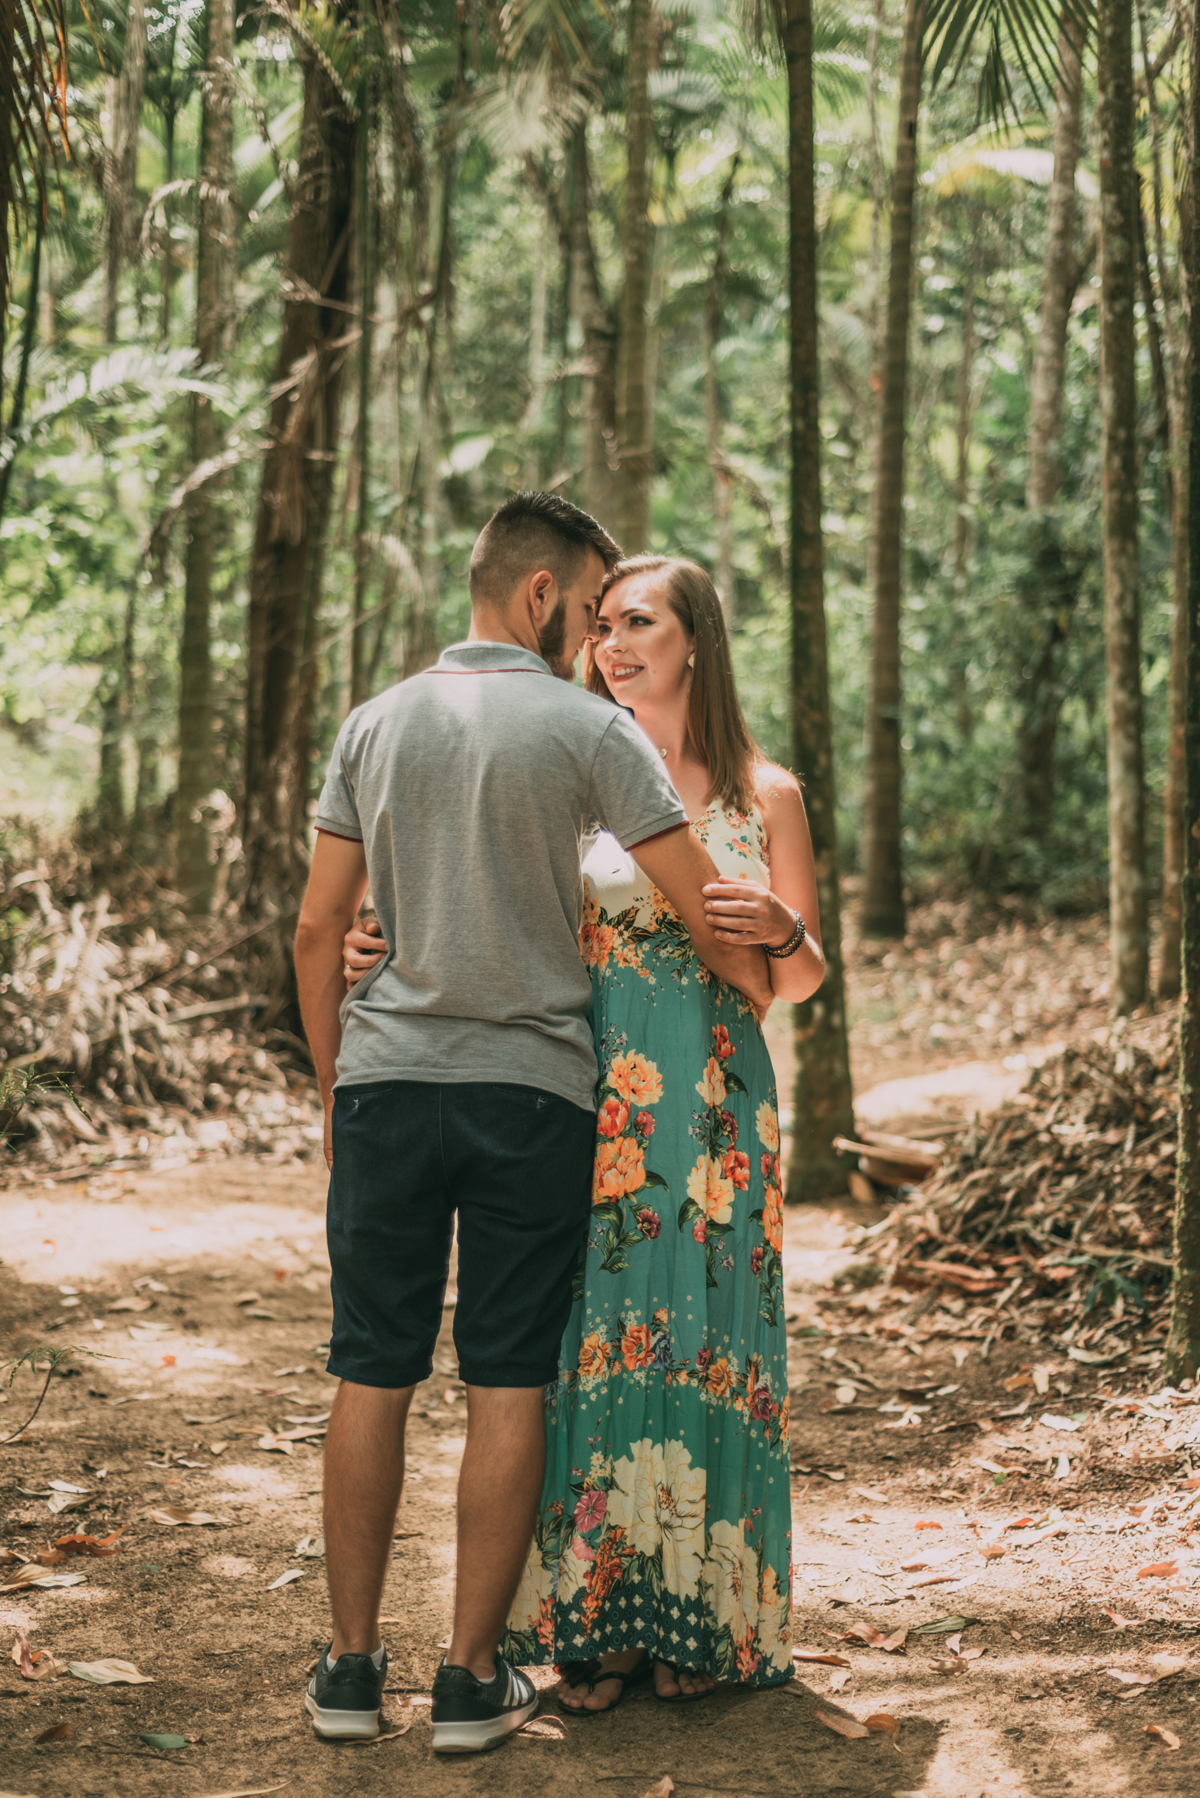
[687,653,695,669]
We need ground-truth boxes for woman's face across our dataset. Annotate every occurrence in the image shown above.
[593,572,693,708]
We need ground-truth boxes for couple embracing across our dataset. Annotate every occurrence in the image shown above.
[293,491,825,1751]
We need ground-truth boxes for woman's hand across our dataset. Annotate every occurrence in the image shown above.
[342,915,387,988]
[701,876,795,948]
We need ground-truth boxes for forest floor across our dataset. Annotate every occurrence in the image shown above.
[2,900,1197,1798]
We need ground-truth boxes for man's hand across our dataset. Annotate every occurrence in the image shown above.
[702,875,796,946]
[294,833,371,1169]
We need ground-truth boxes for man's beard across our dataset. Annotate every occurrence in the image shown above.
[535,596,573,680]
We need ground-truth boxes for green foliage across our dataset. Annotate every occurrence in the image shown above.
[0,0,1184,922]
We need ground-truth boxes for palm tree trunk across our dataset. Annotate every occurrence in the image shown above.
[569,126,617,527]
[1164,0,1200,1382]
[1161,374,1191,996]
[705,154,739,616]
[615,0,655,551]
[0,185,44,532]
[175,0,235,915]
[1140,0,1191,999]
[350,91,374,714]
[1098,0,1149,1013]
[1014,18,1085,856]
[103,0,148,344]
[953,220,976,592]
[243,23,357,917]
[860,0,923,939]
[785,0,855,1201]
[1027,22,1084,512]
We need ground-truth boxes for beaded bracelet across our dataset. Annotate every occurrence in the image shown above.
[764,909,807,959]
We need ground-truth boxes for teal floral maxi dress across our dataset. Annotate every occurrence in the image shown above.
[504,801,793,1688]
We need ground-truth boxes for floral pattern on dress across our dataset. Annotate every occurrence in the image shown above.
[505,800,792,1688]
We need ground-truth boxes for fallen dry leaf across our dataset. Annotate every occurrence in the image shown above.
[829,1669,853,1691]
[518,1718,566,1739]
[980,1544,1006,1560]
[343,1724,413,1747]
[46,1491,91,1517]
[69,1659,153,1686]
[0,1567,86,1594]
[195,1787,290,1798]
[794,1650,852,1668]
[10,1631,66,1682]
[148,1507,226,1527]
[910,1614,977,1635]
[1039,1413,1080,1432]
[636,1782,675,1798]
[914,1520,943,1530]
[1137,1561,1180,1580]
[266,1569,303,1590]
[256,1434,294,1455]
[865,1713,900,1737]
[34,1723,73,1743]
[840,1623,907,1653]
[1106,1669,1152,1686]
[1103,1608,1145,1630]
[1146,1723,1181,1750]
[815,1709,870,1739]
[106,1297,153,1313]
[52,1529,124,1557]
[1152,1654,1189,1679]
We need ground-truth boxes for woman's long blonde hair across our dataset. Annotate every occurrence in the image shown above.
[583,555,761,814]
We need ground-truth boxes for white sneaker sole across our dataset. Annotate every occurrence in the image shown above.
[431,1691,538,1754]
[305,1692,381,1740]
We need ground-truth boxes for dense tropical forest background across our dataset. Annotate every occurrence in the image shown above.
[2,0,1186,907]
[1,0,1199,1310]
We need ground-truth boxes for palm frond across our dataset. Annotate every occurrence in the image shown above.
[1,0,70,356]
[265,0,361,115]
[924,0,1091,122]
[499,0,598,73]
[0,347,229,473]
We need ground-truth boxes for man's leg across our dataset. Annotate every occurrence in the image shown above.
[324,1379,416,1658]
[444,1385,545,1680]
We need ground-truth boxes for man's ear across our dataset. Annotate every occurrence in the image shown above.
[525,567,558,624]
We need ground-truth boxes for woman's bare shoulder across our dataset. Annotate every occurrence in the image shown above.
[752,759,804,818]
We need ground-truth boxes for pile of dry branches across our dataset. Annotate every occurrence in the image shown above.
[0,858,319,1178]
[839,1021,1179,1353]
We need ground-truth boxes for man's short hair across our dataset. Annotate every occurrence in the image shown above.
[468,491,621,605]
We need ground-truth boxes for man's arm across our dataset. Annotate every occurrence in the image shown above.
[629,824,774,1012]
[294,831,371,1167]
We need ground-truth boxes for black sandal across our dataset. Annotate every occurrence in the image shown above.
[654,1659,716,1704]
[555,1651,652,1717]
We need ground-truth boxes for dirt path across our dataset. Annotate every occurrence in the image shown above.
[3,1143,1199,1798]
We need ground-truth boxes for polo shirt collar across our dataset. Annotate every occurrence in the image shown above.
[433,641,551,675]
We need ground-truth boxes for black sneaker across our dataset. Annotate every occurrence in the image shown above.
[305,1645,387,1740]
[430,1653,537,1753]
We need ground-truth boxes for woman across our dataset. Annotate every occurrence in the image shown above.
[344,556,824,1710]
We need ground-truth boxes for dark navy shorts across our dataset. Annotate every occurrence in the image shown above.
[326,1080,594,1389]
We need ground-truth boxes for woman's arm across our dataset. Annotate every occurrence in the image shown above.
[700,766,826,1004]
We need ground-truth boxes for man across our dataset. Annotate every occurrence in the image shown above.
[294,491,771,1753]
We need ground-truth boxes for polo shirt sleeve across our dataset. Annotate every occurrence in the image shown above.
[588,709,689,850]
[314,722,363,842]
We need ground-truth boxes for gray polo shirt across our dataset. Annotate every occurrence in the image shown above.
[314,641,687,1110]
